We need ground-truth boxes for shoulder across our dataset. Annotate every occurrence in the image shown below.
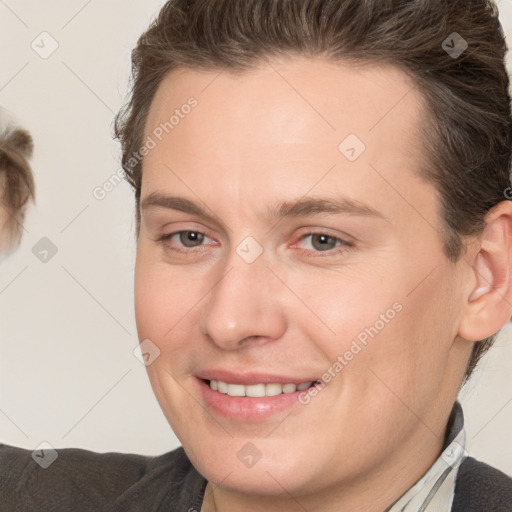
[0,442,204,512]
[111,445,207,511]
[452,456,512,511]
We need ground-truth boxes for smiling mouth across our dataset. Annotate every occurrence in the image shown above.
[204,379,321,397]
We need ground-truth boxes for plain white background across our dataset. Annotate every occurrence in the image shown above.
[0,0,511,477]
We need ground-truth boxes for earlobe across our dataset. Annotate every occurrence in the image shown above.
[458,200,512,341]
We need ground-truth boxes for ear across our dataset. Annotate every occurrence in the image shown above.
[458,200,512,341]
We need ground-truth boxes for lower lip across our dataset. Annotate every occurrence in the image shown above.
[196,378,310,422]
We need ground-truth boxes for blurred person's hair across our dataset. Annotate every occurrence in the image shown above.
[114,0,512,382]
[0,126,35,254]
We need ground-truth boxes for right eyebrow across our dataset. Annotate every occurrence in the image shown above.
[140,193,216,220]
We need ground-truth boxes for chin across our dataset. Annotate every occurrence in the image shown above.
[184,433,327,496]
[198,456,308,496]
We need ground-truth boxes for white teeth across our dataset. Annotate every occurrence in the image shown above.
[265,383,283,396]
[245,384,266,397]
[227,384,245,397]
[209,380,313,397]
[282,383,297,393]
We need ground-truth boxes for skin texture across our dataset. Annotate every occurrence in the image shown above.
[134,57,512,512]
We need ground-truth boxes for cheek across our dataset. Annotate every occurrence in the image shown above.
[134,257,166,340]
[134,250,207,377]
[346,263,461,405]
[135,251,189,338]
[293,262,403,359]
[133,253,197,419]
[399,267,461,374]
[297,256,458,390]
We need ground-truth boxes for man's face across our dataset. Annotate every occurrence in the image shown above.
[135,57,469,496]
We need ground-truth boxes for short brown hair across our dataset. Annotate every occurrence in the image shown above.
[0,126,35,254]
[114,0,512,382]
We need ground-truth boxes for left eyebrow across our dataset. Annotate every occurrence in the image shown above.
[266,196,389,222]
[140,193,388,223]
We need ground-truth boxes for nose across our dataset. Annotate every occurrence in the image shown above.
[198,245,287,350]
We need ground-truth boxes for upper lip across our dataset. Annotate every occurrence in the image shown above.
[197,369,318,386]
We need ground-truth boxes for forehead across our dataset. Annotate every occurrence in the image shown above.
[145,57,422,154]
[141,56,438,230]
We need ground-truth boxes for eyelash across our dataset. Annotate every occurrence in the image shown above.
[156,230,354,257]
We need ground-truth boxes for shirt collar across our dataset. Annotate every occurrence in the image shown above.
[384,400,468,512]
